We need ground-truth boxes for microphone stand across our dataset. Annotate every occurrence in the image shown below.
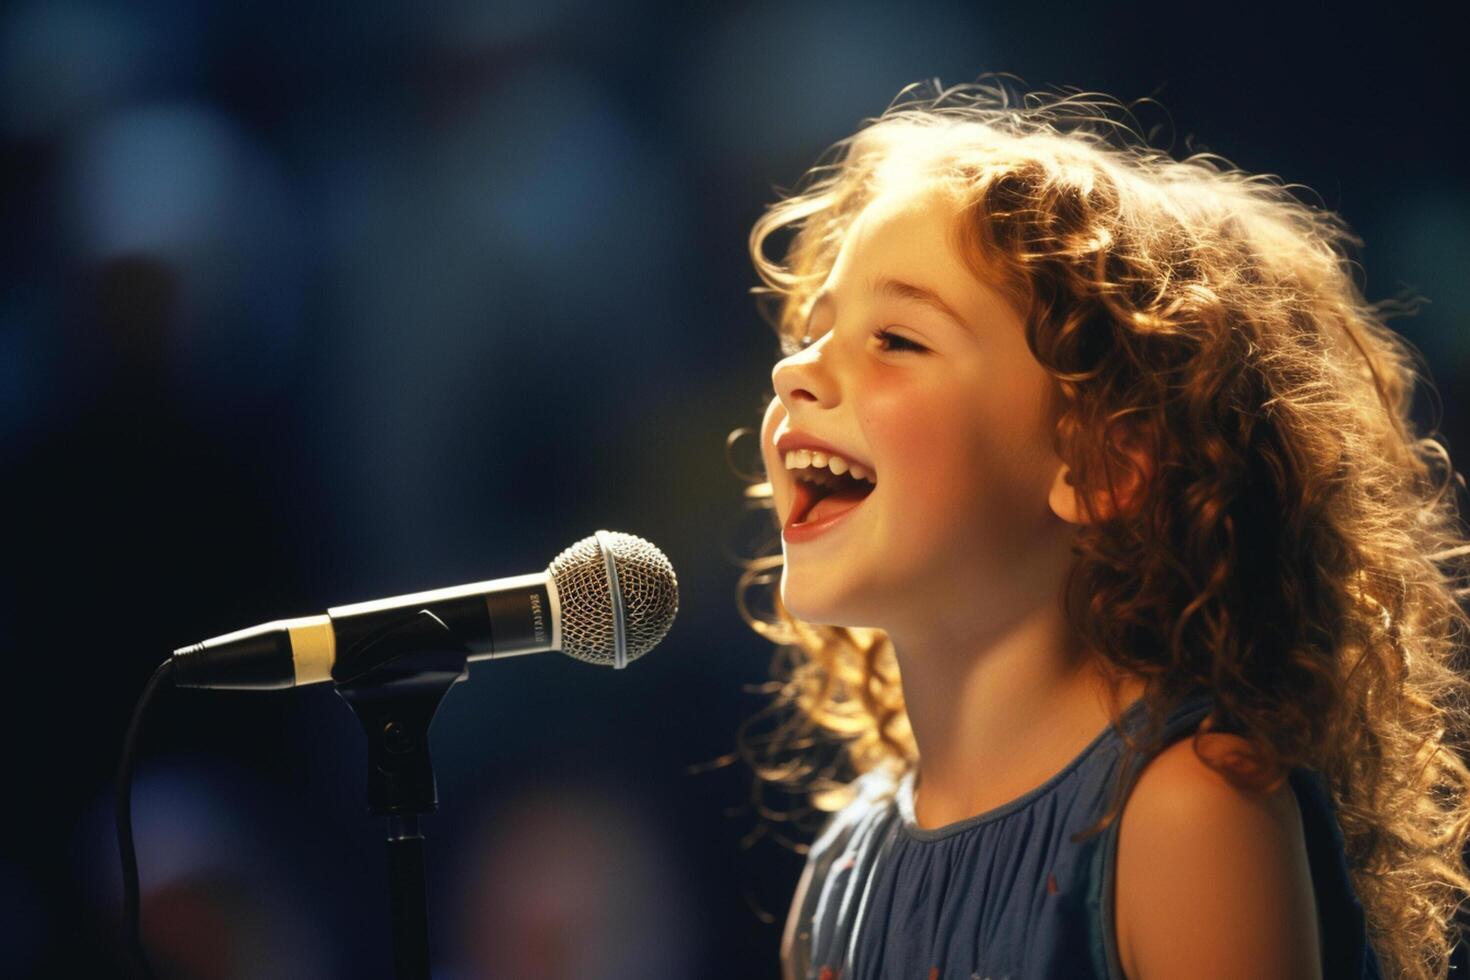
[333,610,470,980]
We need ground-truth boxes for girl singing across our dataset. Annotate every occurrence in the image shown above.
[735,78,1470,979]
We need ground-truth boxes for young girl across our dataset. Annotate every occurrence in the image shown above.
[734,78,1470,979]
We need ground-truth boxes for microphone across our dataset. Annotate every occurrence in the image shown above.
[171,530,678,690]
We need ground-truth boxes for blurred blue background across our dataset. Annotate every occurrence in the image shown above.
[1,1,1463,977]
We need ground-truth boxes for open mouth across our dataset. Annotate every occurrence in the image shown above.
[788,467,877,527]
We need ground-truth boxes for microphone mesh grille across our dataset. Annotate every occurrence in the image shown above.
[547,530,678,666]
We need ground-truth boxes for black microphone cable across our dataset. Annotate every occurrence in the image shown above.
[116,658,172,980]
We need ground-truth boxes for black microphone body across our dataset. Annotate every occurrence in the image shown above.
[171,572,558,691]
[171,530,680,690]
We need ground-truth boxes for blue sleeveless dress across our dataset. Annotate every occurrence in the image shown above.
[780,692,1383,979]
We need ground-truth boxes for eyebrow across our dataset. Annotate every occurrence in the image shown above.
[873,277,972,334]
[803,277,974,338]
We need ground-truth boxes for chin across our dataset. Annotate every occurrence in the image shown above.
[778,573,830,626]
[779,572,874,630]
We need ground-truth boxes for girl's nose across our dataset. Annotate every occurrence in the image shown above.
[772,334,839,410]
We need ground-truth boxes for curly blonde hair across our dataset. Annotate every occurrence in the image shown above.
[729,77,1470,978]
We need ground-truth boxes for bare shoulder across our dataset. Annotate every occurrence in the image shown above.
[1114,734,1321,980]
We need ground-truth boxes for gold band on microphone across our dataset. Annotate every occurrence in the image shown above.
[286,615,336,686]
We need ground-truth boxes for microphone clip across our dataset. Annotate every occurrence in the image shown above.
[333,609,470,817]
[331,609,469,977]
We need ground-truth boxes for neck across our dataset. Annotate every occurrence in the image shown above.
[889,598,1144,829]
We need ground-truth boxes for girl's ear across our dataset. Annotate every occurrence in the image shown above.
[1048,427,1154,525]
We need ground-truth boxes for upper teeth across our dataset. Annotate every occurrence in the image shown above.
[783,449,875,484]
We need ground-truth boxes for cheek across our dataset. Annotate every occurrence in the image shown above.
[860,375,1043,535]
[860,382,977,509]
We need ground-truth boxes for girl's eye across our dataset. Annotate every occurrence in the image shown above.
[873,328,926,354]
[785,334,815,356]
[781,327,926,357]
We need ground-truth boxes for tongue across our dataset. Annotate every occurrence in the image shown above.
[805,485,871,523]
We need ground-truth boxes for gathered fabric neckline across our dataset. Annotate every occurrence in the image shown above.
[894,693,1177,841]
